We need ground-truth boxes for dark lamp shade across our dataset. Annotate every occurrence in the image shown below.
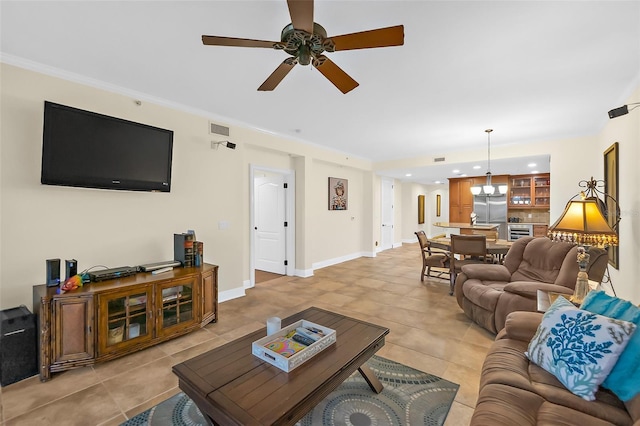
[548,199,618,247]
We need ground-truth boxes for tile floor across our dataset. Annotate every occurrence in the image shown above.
[0,242,496,425]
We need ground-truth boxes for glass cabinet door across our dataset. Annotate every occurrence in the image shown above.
[509,177,532,206]
[533,176,551,207]
[98,287,152,355]
[156,278,197,337]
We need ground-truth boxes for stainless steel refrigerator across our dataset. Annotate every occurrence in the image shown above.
[473,192,508,240]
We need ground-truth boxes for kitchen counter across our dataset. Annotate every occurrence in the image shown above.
[433,222,500,230]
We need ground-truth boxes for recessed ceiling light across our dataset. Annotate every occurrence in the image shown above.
[452,169,460,173]
[473,165,481,169]
[460,174,468,177]
[435,180,441,184]
[528,163,536,167]
[405,173,412,177]
[531,170,539,174]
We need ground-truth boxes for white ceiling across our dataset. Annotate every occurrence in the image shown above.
[1,1,638,185]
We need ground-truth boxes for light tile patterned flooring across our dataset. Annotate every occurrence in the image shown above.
[0,243,495,425]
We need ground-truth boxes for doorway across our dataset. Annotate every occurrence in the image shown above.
[381,177,394,250]
[250,165,295,288]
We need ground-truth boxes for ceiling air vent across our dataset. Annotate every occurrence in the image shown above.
[209,122,230,136]
[433,157,445,162]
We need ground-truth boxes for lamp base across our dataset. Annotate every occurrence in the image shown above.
[570,271,590,305]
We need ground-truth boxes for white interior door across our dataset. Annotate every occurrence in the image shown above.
[381,178,394,250]
[255,174,286,274]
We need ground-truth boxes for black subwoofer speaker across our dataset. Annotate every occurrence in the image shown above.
[0,306,38,386]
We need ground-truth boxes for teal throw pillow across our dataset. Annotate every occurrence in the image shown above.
[526,296,636,401]
[581,290,640,401]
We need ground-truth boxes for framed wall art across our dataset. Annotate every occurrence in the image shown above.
[418,195,425,224]
[436,194,442,217]
[603,142,619,269]
[328,177,348,210]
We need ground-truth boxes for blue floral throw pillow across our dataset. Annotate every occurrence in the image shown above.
[526,296,637,401]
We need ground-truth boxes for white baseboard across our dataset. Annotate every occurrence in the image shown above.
[295,268,314,278]
[243,279,253,289]
[312,253,358,270]
[219,286,246,303]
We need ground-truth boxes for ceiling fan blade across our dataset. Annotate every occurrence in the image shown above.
[202,35,282,49]
[328,25,404,51]
[287,0,314,33]
[258,59,297,91]
[314,56,359,94]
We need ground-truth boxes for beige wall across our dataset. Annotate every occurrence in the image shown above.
[0,63,376,308]
[0,64,244,308]
[596,85,640,303]
[310,160,366,267]
[1,63,638,309]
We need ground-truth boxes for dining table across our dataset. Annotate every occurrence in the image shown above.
[428,236,513,263]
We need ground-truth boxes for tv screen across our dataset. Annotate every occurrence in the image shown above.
[41,101,174,192]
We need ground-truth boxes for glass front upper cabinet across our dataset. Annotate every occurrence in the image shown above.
[508,174,550,208]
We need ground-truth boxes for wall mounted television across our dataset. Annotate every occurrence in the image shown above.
[41,101,174,192]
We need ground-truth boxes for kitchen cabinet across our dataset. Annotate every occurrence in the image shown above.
[448,178,474,223]
[533,224,549,237]
[508,174,550,208]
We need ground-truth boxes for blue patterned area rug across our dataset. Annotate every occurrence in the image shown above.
[121,355,459,426]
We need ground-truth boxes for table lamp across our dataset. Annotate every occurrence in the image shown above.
[548,178,619,304]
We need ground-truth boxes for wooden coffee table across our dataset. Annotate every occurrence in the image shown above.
[172,307,390,426]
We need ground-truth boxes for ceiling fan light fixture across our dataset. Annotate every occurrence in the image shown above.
[298,45,312,65]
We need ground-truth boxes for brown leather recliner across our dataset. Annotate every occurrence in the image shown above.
[454,236,608,334]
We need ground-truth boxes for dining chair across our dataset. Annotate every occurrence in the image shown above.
[414,231,450,281]
[449,234,490,295]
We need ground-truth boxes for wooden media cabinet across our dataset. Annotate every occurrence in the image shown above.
[33,263,218,381]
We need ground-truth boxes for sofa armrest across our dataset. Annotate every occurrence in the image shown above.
[626,393,640,425]
[460,264,511,281]
[501,311,544,342]
[503,282,574,299]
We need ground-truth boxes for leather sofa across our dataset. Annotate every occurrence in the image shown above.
[454,236,608,334]
[471,311,639,425]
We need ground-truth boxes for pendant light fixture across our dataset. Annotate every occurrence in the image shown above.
[470,129,501,195]
[470,129,495,195]
[482,129,495,195]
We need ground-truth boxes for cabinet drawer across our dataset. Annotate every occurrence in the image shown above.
[533,224,549,237]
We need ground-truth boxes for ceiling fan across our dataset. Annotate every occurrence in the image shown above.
[201,0,404,94]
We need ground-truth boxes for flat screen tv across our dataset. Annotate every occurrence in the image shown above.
[41,101,174,192]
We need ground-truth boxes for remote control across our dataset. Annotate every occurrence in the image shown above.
[152,266,173,275]
[295,327,321,342]
[292,333,315,346]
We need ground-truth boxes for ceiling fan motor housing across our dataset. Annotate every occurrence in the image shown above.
[280,22,332,65]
